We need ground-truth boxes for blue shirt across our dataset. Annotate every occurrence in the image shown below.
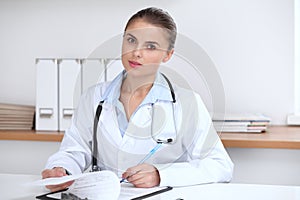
[102,70,174,137]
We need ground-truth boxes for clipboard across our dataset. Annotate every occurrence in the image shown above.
[36,188,68,200]
[36,186,172,200]
[130,186,173,200]
[35,188,87,200]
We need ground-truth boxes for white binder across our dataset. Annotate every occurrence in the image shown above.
[35,59,59,131]
[81,59,105,92]
[35,58,121,132]
[106,59,123,81]
[58,59,82,131]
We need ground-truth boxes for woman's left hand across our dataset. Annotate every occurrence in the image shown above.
[122,163,160,188]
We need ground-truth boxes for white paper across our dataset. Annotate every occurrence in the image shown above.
[119,183,170,200]
[28,173,85,186]
[29,172,172,200]
[67,171,120,199]
[30,171,121,200]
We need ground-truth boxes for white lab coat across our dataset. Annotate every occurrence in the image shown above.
[46,75,234,187]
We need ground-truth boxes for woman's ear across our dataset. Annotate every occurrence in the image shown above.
[162,49,174,63]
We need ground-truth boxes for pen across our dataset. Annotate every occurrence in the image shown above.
[120,143,162,183]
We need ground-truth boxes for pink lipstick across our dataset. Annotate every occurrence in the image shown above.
[129,60,142,68]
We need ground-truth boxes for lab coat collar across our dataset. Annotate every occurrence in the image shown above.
[101,71,124,105]
[149,73,174,103]
[98,71,174,146]
[101,70,174,105]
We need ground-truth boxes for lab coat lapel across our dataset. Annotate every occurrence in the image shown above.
[99,103,122,146]
[125,104,152,140]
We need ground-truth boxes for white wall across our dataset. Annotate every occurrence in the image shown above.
[295,0,300,114]
[0,0,294,124]
[1,140,300,186]
[228,148,300,186]
[0,140,60,175]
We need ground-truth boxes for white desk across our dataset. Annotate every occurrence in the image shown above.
[1,173,300,200]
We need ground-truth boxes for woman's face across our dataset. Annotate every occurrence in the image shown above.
[121,19,174,77]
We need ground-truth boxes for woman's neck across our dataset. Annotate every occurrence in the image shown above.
[121,74,155,95]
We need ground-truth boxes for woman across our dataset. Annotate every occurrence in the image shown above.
[42,7,233,191]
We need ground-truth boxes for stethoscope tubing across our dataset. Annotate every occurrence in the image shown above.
[91,73,176,172]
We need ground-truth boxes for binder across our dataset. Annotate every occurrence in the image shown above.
[58,59,82,131]
[35,59,59,131]
[35,57,119,132]
[81,59,105,92]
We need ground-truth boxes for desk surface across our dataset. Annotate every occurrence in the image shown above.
[1,126,300,149]
[1,173,299,200]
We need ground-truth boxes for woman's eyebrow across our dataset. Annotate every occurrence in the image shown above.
[125,33,137,40]
[145,41,160,47]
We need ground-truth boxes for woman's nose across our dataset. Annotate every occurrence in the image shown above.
[132,48,142,58]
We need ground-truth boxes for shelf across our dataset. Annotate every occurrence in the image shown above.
[220,125,300,149]
[1,126,300,149]
[0,130,64,142]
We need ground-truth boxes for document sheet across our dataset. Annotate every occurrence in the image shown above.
[31,170,120,199]
[30,171,172,199]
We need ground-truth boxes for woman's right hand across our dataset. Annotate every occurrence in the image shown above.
[41,167,74,192]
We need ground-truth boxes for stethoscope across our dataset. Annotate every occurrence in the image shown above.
[91,73,177,172]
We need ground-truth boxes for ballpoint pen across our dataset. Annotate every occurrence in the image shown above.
[120,143,162,183]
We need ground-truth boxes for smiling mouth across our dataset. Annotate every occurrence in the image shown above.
[128,60,142,68]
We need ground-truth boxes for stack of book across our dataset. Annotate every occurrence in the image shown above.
[0,103,35,130]
[213,113,271,133]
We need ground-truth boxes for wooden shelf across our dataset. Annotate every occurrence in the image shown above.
[0,130,64,142]
[220,125,300,149]
[1,126,300,149]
